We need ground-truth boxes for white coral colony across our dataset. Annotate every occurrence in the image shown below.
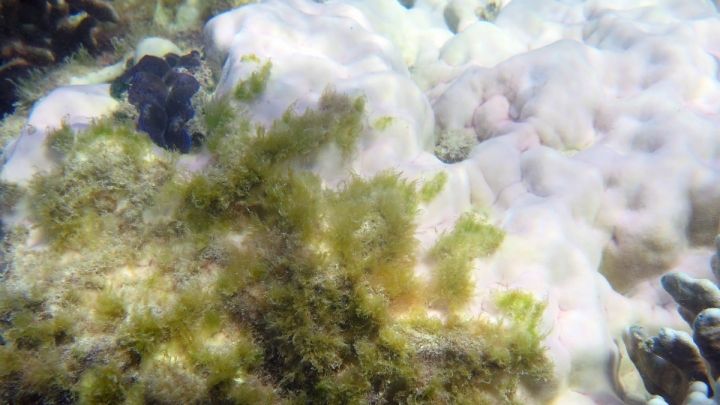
[3,0,720,403]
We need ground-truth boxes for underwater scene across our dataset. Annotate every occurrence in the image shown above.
[2,0,720,404]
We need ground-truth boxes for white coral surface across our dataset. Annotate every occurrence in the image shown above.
[205,0,720,403]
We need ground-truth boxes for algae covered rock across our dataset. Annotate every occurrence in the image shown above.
[0,83,551,403]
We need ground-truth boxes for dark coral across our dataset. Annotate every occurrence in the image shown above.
[112,52,202,153]
[625,237,720,404]
[0,0,119,118]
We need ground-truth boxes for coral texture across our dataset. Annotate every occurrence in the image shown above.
[0,0,119,117]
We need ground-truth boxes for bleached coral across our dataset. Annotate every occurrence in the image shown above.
[203,0,720,403]
[3,0,720,403]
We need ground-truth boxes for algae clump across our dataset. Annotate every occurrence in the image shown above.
[429,212,505,311]
[419,171,448,203]
[234,58,272,103]
[0,87,551,404]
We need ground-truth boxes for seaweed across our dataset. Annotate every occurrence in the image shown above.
[31,118,174,249]
[0,87,551,403]
[419,171,448,203]
[234,59,272,103]
[428,212,505,311]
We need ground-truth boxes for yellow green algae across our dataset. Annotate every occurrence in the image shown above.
[0,85,552,403]
[419,171,448,203]
[428,212,505,312]
[234,59,272,103]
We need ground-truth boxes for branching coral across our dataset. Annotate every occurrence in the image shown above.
[624,237,720,404]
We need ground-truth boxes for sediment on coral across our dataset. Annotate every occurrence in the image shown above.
[0,84,552,403]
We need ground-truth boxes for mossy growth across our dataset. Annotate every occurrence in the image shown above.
[373,115,394,131]
[76,364,126,405]
[419,170,448,203]
[0,289,78,403]
[180,89,365,232]
[428,212,505,312]
[45,122,76,157]
[234,57,272,103]
[0,180,23,215]
[494,290,549,373]
[434,127,477,163]
[0,87,551,404]
[30,118,175,250]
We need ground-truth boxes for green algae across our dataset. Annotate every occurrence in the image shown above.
[31,119,175,250]
[429,212,505,312]
[419,171,448,203]
[373,116,394,131]
[0,87,551,403]
[0,181,22,215]
[234,59,272,103]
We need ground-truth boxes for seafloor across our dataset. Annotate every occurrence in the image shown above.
[2,1,720,404]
